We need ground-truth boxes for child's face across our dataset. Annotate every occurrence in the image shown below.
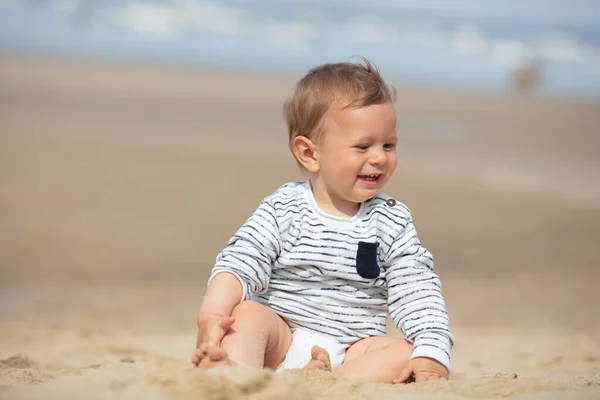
[314,102,398,208]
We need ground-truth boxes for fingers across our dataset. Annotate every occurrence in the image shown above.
[207,323,232,346]
[414,372,448,383]
[393,366,413,384]
[194,316,235,366]
[202,316,236,347]
[394,368,449,384]
[191,347,204,366]
[191,343,210,366]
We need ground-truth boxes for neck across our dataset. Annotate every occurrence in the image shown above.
[309,178,360,218]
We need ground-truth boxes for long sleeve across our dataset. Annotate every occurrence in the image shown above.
[384,214,454,371]
[208,199,282,302]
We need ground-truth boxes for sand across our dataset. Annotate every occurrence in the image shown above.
[1,56,599,399]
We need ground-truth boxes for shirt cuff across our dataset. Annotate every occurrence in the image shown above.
[207,269,248,303]
[409,332,452,372]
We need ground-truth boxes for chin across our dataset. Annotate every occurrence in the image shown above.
[353,191,378,203]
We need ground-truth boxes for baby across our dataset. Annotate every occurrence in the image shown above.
[192,57,454,383]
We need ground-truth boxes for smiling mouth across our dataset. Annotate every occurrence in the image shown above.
[358,174,382,182]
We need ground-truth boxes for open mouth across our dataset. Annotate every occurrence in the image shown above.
[358,174,381,183]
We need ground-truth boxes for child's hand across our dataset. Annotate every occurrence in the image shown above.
[196,315,235,347]
[393,357,448,383]
[192,315,235,365]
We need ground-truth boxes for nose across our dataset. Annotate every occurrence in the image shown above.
[369,148,386,165]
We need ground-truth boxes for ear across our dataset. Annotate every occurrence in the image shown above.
[291,136,320,173]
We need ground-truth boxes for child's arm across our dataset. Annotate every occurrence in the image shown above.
[384,210,454,374]
[194,272,242,353]
[197,272,243,323]
[208,199,282,302]
[195,199,282,349]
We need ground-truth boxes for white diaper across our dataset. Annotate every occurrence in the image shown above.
[276,328,348,371]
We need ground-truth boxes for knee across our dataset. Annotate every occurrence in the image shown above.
[231,300,266,319]
[387,339,413,353]
[230,300,276,335]
[365,338,412,373]
[386,339,413,370]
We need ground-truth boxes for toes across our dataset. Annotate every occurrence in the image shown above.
[311,346,331,363]
[304,346,332,372]
[311,346,321,359]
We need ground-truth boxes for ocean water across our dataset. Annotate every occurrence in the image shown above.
[1,1,599,97]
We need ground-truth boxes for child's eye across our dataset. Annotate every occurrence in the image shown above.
[355,144,369,150]
[384,143,396,150]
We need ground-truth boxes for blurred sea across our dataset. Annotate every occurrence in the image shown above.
[1,0,599,97]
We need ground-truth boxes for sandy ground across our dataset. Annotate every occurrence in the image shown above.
[1,56,599,399]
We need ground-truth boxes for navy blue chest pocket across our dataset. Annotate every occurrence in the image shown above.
[356,241,381,279]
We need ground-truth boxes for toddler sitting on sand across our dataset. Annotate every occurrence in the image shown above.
[191,57,454,383]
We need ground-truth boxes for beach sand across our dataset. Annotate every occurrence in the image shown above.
[1,56,599,399]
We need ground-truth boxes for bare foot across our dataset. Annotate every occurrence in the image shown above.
[198,345,234,369]
[304,346,332,372]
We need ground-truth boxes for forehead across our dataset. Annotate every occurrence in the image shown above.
[324,103,397,135]
[331,101,394,119]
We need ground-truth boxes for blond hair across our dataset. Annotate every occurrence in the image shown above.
[283,56,396,155]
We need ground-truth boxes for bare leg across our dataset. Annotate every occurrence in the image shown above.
[334,337,413,383]
[303,346,332,372]
[204,300,292,369]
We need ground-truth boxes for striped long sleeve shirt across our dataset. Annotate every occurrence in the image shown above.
[209,181,454,370]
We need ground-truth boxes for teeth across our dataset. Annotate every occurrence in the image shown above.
[362,174,379,181]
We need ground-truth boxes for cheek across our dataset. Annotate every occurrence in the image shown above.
[333,151,361,169]
[327,155,360,184]
[388,154,398,172]
[343,154,366,174]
